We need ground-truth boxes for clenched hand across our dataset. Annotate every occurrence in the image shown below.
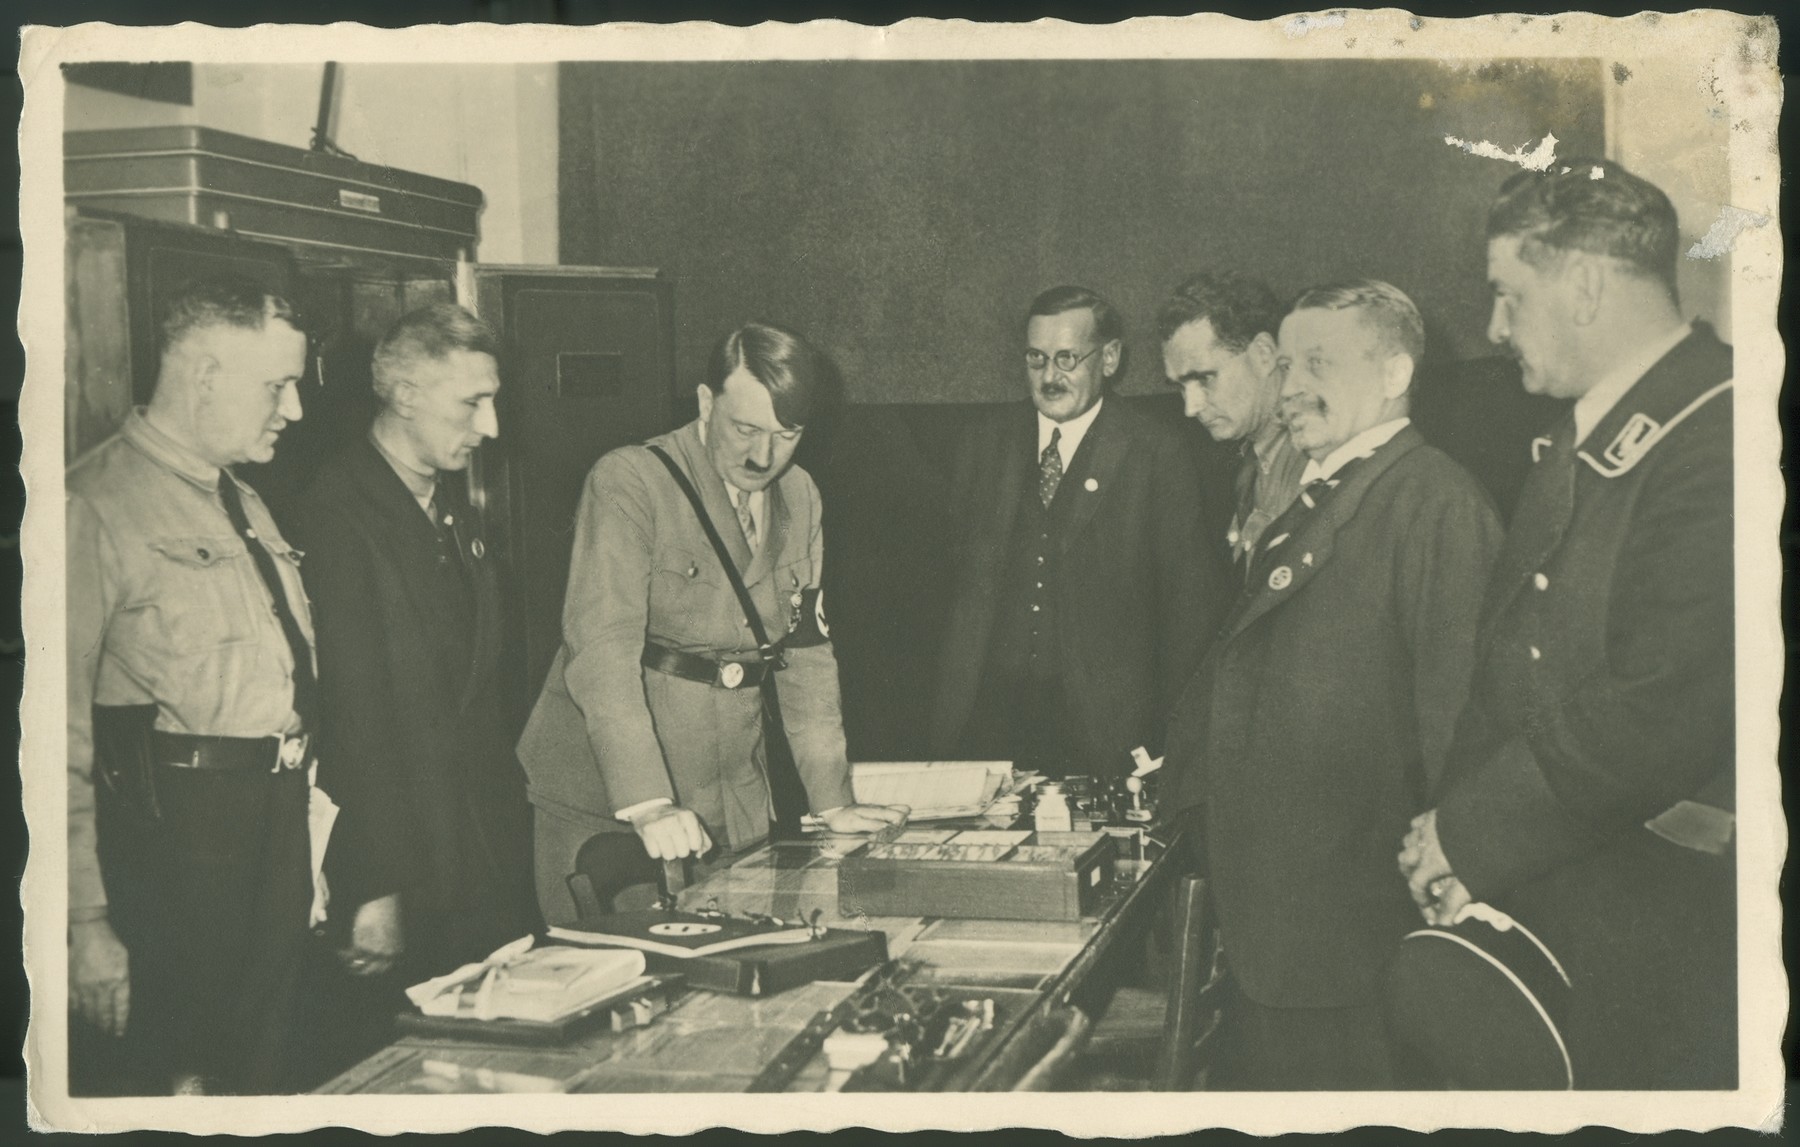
[70,917,130,1037]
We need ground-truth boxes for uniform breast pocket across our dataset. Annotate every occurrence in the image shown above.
[145,533,262,651]
[650,547,731,637]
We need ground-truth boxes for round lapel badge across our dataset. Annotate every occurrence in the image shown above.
[720,662,746,689]
[1268,565,1293,591]
[1084,477,1099,492]
[471,538,485,560]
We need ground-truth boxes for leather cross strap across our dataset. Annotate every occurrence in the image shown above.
[645,445,809,837]
[646,446,782,660]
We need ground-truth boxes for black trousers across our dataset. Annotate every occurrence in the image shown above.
[89,761,312,1094]
[1210,979,1401,1091]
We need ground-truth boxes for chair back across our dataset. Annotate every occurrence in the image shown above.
[566,830,666,919]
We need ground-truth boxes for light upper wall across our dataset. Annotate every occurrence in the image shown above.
[1605,56,1735,336]
[65,63,559,266]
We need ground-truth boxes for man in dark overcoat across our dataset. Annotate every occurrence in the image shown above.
[1401,160,1737,1089]
[929,285,1224,779]
[1160,280,1503,1089]
[290,303,535,993]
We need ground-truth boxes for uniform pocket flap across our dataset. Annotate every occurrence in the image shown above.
[149,534,247,568]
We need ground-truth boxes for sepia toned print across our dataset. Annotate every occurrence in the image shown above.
[17,10,1783,1135]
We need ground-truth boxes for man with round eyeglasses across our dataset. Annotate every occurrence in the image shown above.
[929,285,1223,781]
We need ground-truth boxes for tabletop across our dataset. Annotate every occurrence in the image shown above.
[318,825,1179,1094]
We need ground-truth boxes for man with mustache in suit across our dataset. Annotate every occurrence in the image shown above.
[1160,280,1503,1089]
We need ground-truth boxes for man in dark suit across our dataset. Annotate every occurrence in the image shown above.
[289,303,535,992]
[929,285,1222,779]
[1161,280,1504,1089]
[1399,160,1737,1089]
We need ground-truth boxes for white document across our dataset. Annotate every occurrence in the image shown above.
[850,761,1013,820]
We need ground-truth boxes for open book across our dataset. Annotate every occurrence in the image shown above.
[547,910,815,960]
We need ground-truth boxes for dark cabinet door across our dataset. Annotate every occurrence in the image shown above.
[65,210,299,462]
[474,265,678,710]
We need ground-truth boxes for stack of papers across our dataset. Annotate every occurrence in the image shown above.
[850,761,1039,821]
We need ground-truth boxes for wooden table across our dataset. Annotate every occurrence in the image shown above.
[319,826,1185,1094]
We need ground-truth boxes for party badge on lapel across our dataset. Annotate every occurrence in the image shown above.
[1268,565,1293,590]
[471,538,485,560]
[1083,477,1099,492]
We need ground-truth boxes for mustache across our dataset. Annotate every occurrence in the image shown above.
[1279,395,1325,422]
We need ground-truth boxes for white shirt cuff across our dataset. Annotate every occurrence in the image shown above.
[614,797,673,823]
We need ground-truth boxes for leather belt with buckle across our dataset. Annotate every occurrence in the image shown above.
[152,730,311,773]
[642,642,772,690]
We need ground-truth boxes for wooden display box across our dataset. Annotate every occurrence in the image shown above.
[836,829,1115,922]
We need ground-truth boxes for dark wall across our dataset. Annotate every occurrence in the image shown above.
[559,58,1605,403]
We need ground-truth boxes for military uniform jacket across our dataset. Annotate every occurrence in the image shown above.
[1163,426,1503,1009]
[1436,327,1734,902]
[66,410,314,918]
[516,420,855,848]
[288,438,532,919]
[928,400,1224,768]
[1431,326,1735,1088]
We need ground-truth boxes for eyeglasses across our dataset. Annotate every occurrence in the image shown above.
[1025,346,1102,374]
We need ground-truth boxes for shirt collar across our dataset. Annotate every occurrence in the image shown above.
[1300,417,1411,486]
[723,484,763,516]
[369,425,439,514]
[1037,396,1104,465]
[122,408,223,491]
[1572,321,1693,448]
[1247,421,1292,473]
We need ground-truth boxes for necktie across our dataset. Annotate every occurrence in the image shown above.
[735,495,758,553]
[1231,447,1260,567]
[1296,474,1339,511]
[217,474,316,728]
[1039,428,1064,508]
